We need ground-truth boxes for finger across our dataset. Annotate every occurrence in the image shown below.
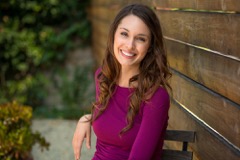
[74,140,82,160]
[73,132,83,160]
[72,136,78,160]
[77,138,84,160]
[86,127,91,149]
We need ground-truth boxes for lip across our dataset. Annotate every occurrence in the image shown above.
[120,49,136,58]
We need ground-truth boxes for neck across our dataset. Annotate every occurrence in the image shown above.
[118,66,139,87]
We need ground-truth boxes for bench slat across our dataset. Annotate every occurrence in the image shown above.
[162,149,193,160]
[164,130,195,142]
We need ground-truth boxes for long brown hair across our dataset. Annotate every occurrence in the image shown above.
[91,4,172,134]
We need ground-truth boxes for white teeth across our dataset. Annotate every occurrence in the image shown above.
[122,50,135,57]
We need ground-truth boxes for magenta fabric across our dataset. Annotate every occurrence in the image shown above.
[92,68,170,160]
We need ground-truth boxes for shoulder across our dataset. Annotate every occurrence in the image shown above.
[141,87,170,115]
[94,67,102,95]
[147,87,170,107]
[95,67,102,77]
[152,87,169,100]
[94,67,102,82]
[94,67,102,89]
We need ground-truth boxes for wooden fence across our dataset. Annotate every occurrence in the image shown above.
[88,0,240,159]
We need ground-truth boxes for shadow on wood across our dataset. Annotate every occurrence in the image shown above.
[162,130,196,160]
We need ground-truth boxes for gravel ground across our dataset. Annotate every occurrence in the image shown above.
[32,119,96,160]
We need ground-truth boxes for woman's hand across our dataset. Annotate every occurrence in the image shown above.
[72,114,92,160]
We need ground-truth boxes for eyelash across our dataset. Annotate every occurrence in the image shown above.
[137,37,146,42]
[120,32,146,42]
[120,32,128,37]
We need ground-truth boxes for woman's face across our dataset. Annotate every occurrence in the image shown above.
[113,14,151,70]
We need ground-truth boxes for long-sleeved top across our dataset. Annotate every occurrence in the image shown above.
[92,68,170,160]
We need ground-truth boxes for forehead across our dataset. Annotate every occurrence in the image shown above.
[117,14,150,35]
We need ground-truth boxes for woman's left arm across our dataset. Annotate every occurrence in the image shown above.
[128,88,170,160]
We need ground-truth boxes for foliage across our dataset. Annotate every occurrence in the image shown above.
[33,65,94,119]
[0,0,91,107]
[0,101,49,160]
[55,65,94,109]
[33,107,89,120]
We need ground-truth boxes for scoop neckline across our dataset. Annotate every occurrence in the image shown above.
[116,84,135,90]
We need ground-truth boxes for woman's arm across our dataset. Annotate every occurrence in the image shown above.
[128,88,170,160]
[72,68,100,160]
[72,114,92,160]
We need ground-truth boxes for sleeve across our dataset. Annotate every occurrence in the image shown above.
[128,88,170,160]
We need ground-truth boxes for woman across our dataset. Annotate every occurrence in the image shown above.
[72,3,172,160]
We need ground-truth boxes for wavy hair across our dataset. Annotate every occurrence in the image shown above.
[91,4,172,134]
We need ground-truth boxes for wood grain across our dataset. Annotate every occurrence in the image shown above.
[167,100,240,160]
[91,18,110,45]
[153,0,240,12]
[157,11,240,59]
[91,0,121,6]
[164,130,195,142]
[89,5,120,22]
[89,1,240,160]
[166,40,240,105]
[91,35,106,65]
[162,149,193,160]
[170,71,240,148]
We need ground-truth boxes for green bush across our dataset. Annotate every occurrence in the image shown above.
[0,101,49,160]
[54,65,94,110]
[0,0,91,107]
[33,65,94,119]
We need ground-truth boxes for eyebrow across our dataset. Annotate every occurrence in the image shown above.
[119,27,149,37]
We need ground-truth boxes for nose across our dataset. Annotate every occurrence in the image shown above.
[126,38,135,50]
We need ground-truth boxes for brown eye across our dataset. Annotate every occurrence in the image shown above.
[137,37,146,42]
[120,32,128,37]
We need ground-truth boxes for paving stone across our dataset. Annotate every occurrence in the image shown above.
[32,119,96,160]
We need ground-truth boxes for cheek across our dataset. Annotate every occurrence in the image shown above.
[137,44,150,61]
[113,37,124,53]
[140,44,150,55]
[114,36,124,46]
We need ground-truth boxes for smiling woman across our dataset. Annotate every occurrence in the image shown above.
[72,3,172,160]
[113,14,151,79]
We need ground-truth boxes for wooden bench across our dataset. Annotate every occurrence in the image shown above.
[162,130,196,160]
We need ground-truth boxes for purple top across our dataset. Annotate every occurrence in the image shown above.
[92,68,170,160]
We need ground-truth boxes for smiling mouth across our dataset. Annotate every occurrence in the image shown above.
[121,50,136,57]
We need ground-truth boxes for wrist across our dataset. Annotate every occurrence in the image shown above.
[79,114,92,122]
